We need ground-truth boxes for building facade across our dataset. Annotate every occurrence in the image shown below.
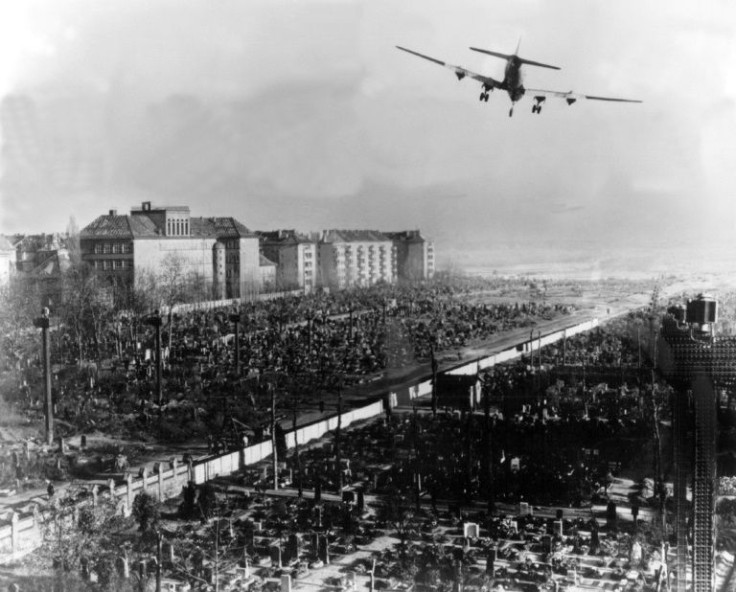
[318,230,396,290]
[80,202,262,300]
[258,230,318,292]
[386,230,435,282]
[258,254,277,290]
[0,236,16,285]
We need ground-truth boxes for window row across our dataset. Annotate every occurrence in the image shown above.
[167,218,189,236]
[93,242,133,254]
[93,259,131,270]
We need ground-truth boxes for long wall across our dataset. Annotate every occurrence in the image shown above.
[0,317,599,561]
[164,289,304,315]
[390,318,600,405]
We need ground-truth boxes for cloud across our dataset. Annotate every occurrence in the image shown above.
[2,0,736,269]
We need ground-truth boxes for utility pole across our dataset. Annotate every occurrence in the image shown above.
[529,329,534,367]
[482,374,494,512]
[145,311,163,405]
[33,308,53,446]
[229,313,241,375]
[336,383,343,494]
[156,531,163,592]
[271,383,278,490]
[293,385,303,498]
[431,344,438,417]
[538,330,542,368]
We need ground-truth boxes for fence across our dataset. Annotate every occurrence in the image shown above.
[0,399,385,561]
[0,317,600,561]
[166,289,304,315]
[391,318,600,405]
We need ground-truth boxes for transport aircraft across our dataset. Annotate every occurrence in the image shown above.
[396,41,642,117]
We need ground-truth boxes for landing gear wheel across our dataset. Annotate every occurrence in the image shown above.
[484,93,490,102]
[509,107,514,118]
[479,93,485,102]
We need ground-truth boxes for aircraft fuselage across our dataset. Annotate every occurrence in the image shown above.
[503,57,525,103]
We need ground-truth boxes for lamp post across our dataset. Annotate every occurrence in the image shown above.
[430,343,438,417]
[33,308,53,446]
[293,385,303,499]
[229,313,241,375]
[336,382,343,494]
[145,311,163,405]
[270,382,278,490]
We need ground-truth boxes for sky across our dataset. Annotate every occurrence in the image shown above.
[1,0,735,271]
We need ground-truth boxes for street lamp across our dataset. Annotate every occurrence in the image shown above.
[33,307,53,446]
[145,311,163,405]
[229,313,241,375]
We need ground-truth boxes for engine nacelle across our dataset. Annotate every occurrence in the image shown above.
[455,71,466,81]
[566,97,577,106]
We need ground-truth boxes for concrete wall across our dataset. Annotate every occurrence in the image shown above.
[163,289,304,315]
[237,237,261,298]
[445,318,599,377]
[0,399,384,562]
[390,318,600,406]
[134,237,217,290]
[0,250,15,285]
[0,317,599,561]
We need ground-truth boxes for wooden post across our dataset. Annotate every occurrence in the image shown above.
[33,310,53,446]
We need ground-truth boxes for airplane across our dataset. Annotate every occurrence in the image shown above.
[396,41,641,117]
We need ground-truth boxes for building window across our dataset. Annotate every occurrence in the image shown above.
[112,243,121,254]
[94,243,103,254]
[103,260,111,270]
[123,243,132,254]
[103,243,111,254]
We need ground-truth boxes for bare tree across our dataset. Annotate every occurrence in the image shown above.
[65,216,82,267]
[40,483,130,591]
[59,263,114,362]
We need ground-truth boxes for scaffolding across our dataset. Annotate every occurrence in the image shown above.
[659,296,736,592]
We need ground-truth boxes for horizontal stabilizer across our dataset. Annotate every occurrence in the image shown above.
[469,47,561,70]
[396,46,446,67]
[583,94,642,103]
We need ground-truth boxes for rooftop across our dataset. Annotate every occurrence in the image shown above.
[321,229,389,243]
[81,213,255,239]
[258,229,314,245]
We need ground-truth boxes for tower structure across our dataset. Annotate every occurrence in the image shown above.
[659,294,736,592]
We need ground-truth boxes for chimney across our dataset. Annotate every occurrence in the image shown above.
[142,201,151,211]
[109,209,118,216]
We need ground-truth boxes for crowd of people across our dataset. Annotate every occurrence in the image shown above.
[1,280,574,425]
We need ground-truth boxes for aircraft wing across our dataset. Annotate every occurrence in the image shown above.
[396,46,503,89]
[526,88,642,103]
